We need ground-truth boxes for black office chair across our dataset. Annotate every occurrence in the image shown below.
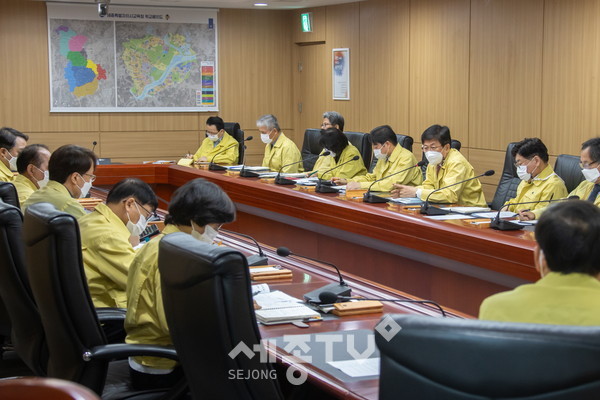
[0,199,47,376]
[376,314,600,400]
[420,139,462,178]
[0,182,19,355]
[490,142,521,210]
[344,131,372,170]
[159,233,284,400]
[23,203,181,398]
[300,128,322,171]
[0,182,19,209]
[368,134,414,172]
[224,122,245,164]
[554,154,583,193]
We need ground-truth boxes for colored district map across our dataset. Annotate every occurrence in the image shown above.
[121,33,197,100]
[55,26,107,98]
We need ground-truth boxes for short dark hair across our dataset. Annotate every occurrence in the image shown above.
[582,137,600,163]
[370,125,398,146]
[535,200,600,275]
[318,128,348,157]
[206,116,225,132]
[106,178,158,210]
[16,144,49,174]
[48,144,97,184]
[511,138,549,163]
[165,178,236,227]
[322,111,345,132]
[0,127,29,151]
[421,125,451,147]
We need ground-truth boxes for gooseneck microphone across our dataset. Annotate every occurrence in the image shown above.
[276,246,351,304]
[364,160,427,203]
[490,195,579,231]
[316,155,361,193]
[318,291,447,317]
[275,152,330,185]
[420,170,495,215]
[208,136,252,171]
[239,136,261,178]
[220,228,268,266]
[92,141,98,153]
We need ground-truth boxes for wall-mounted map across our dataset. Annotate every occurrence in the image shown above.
[47,3,218,112]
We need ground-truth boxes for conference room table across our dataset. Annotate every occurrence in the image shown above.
[95,163,538,316]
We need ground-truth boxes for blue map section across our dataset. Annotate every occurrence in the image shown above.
[64,62,96,91]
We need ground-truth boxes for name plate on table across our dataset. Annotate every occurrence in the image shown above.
[250,265,293,281]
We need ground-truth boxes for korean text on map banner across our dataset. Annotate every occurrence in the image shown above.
[47,3,218,112]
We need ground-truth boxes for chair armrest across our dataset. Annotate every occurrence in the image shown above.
[96,307,127,323]
[84,343,178,362]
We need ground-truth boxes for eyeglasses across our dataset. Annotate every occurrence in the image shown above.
[81,173,96,183]
[514,158,533,168]
[205,130,219,135]
[421,144,442,152]
[135,200,158,220]
[580,160,599,169]
[321,123,333,128]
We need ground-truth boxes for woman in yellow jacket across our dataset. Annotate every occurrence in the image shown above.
[308,128,367,180]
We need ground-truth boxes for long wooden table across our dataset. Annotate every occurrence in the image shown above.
[95,164,538,316]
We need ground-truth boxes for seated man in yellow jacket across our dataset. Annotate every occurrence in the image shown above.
[501,138,567,212]
[258,114,303,173]
[13,144,51,206]
[391,125,487,206]
[125,178,236,390]
[310,111,345,173]
[308,128,367,180]
[0,127,28,182]
[24,144,97,219]
[333,125,422,191]
[520,137,600,221]
[188,116,239,165]
[479,200,600,325]
[79,178,157,309]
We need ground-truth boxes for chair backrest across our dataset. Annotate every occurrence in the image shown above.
[159,233,283,400]
[301,128,322,171]
[344,131,372,170]
[369,134,414,172]
[376,314,600,400]
[490,142,521,210]
[224,122,245,164]
[420,139,462,178]
[0,377,100,400]
[0,200,47,375]
[0,182,20,208]
[23,203,108,393]
[554,154,584,193]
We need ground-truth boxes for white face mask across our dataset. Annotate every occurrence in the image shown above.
[36,169,49,188]
[425,151,443,166]
[77,174,92,198]
[373,146,387,160]
[260,130,273,144]
[582,166,600,183]
[190,221,219,244]
[517,165,531,181]
[207,133,219,142]
[4,151,18,172]
[126,202,148,236]
[325,149,336,159]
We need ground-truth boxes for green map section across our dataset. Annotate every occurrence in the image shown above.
[121,33,197,100]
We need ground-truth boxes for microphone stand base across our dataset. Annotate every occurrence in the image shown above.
[363,192,390,203]
[275,177,296,185]
[208,163,227,171]
[419,205,450,215]
[246,253,269,266]
[490,219,524,231]
[304,283,351,305]
[239,169,260,178]
[316,185,340,193]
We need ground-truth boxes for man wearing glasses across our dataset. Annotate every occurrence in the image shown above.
[23,144,97,218]
[391,124,487,206]
[520,138,600,221]
[79,178,158,309]
[186,116,239,165]
[501,138,567,213]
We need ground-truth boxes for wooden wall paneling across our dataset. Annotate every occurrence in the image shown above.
[469,148,506,202]
[99,113,202,132]
[358,0,410,135]
[469,0,544,151]
[242,128,270,166]
[541,0,600,156]
[26,132,100,152]
[292,7,327,44]
[324,3,361,132]
[409,0,470,146]
[296,44,329,140]
[0,0,98,133]
[219,9,294,139]
[100,131,199,160]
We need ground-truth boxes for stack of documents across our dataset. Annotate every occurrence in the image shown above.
[249,265,292,281]
[254,291,321,325]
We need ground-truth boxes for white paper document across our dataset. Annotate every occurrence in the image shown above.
[327,357,380,378]
[425,214,475,220]
[440,206,491,214]
[471,211,517,219]
[388,197,423,205]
